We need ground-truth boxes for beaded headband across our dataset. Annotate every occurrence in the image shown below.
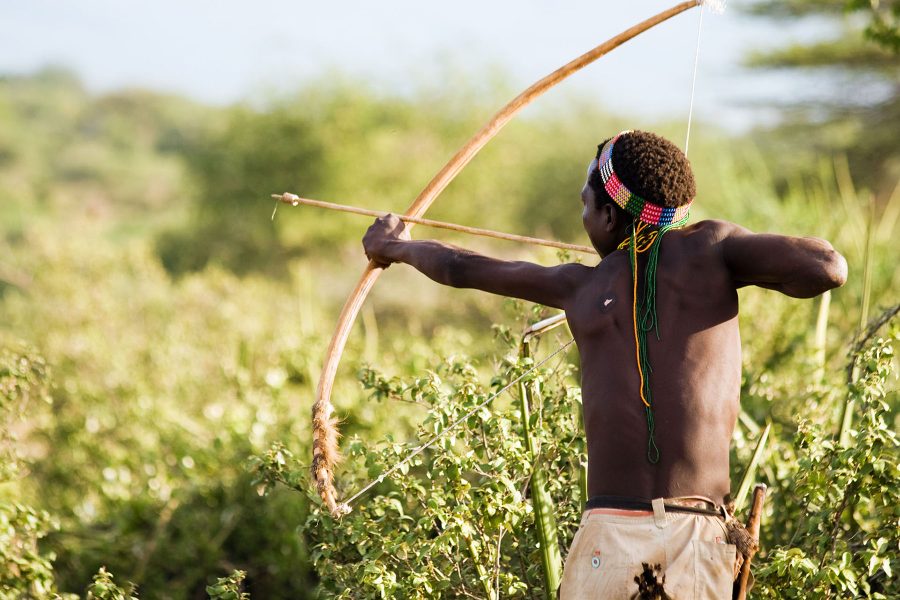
[596,131,692,227]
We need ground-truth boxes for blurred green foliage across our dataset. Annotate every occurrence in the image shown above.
[745,1,899,52]
[85,568,137,600]
[1,236,318,597]
[206,570,250,600]
[0,59,897,599]
[742,0,900,201]
[754,331,899,598]
[157,102,324,274]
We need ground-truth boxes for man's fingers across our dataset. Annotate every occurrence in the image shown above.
[363,213,405,268]
[367,254,391,269]
[379,213,410,240]
[381,213,401,227]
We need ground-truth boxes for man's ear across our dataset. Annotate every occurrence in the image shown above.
[602,203,618,232]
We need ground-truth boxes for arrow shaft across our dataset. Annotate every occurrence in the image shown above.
[275,193,596,255]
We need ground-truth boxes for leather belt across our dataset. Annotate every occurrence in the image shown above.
[586,495,724,518]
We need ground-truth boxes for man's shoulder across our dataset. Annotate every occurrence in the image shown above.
[549,261,599,296]
[662,220,747,278]
[553,261,595,280]
[672,219,744,251]
[681,219,740,239]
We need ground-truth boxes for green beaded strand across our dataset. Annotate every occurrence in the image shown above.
[628,214,689,464]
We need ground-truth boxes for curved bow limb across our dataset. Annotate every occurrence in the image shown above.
[312,0,702,517]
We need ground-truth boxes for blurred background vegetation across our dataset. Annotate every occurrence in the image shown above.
[1,1,898,598]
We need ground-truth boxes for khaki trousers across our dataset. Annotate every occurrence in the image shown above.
[559,501,736,599]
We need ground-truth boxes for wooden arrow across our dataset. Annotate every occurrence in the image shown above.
[274,193,597,255]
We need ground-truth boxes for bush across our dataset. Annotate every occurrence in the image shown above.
[255,313,898,599]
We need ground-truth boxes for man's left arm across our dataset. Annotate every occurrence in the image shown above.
[717,221,848,298]
[363,214,585,309]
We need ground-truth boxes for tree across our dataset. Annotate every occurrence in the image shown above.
[741,0,900,200]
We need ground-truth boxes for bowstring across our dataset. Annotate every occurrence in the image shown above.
[684,2,706,157]
[339,338,575,511]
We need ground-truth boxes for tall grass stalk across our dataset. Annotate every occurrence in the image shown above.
[875,179,900,243]
[839,195,875,446]
[814,290,831,380]
[462,530,496,600]
[292,264,318,338]
[519,339,563,598]
[858,195,875,337]
[361,304,379,363]
[738,410,761,436]
[734,423,771,512]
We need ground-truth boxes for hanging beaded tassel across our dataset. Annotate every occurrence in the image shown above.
[619,213,690,464]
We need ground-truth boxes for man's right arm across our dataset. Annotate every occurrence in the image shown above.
[716,220,848,298]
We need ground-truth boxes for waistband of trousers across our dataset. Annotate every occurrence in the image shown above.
[585,495,725,518]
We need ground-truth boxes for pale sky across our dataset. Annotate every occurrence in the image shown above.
[2,1,833,130]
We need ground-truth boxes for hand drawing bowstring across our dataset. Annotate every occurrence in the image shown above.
[311,0,724,518]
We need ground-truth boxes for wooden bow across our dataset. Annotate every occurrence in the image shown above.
[311,1,703,517]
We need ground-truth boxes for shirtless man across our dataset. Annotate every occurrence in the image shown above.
[362,130,847,598]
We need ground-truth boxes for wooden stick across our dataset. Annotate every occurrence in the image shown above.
[735,483,767,600]
[274,193,597,255]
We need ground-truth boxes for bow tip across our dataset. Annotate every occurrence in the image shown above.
[700,0,726,14]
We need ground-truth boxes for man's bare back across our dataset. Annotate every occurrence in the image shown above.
[566,221,742,505]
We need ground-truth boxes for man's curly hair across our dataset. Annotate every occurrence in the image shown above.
[588,130,695,217]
